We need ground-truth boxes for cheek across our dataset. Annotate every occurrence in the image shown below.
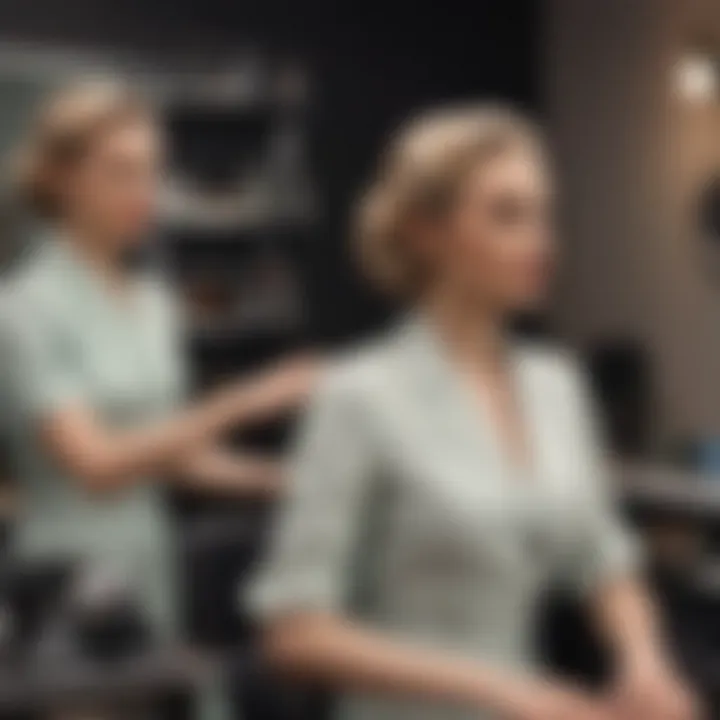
[445,214,507,284]
[449,214,554,302]
[87,175,157,234]
[117,188,156,230]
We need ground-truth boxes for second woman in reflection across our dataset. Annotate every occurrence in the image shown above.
[0,80,316,718]
[251,106,696,720]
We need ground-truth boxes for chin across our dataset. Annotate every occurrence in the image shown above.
[115,216,153,241]
[506,292,547,315]
[109,236,147,258]
[117,223,151,244]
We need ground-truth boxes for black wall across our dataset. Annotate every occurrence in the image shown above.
[0,0,542,341]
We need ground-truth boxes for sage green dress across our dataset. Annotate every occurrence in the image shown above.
[249,317,641,720]
[0,237,227,719]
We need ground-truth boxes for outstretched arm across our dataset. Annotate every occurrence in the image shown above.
[35,356,317,493]
[174,444,283,498]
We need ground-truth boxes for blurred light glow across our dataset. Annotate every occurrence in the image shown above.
[674,53,718,103]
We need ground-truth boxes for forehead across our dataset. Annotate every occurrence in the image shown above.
[87,119,162,161]
[464,147,551,197]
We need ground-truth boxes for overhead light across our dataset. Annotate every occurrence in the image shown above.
[674,53,718,103]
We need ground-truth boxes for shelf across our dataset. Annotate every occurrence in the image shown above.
[189,318,305,346]
[618,461,720,519]
[0,645,214,713]
[161,207,319,238]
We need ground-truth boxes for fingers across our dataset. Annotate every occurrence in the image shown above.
[607,686,700,720]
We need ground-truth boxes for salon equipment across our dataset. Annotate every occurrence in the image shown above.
[64,563,153,663]
[0,558,74,661]
[589,342,654,456]
[182,513,270,649]
[0,643,210,718]
[233,648,333,720]
[160,57,316,232]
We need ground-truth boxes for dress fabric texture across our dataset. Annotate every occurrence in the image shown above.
[249,317,640,720]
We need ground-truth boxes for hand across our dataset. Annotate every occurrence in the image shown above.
[498,677,612,720]
[608,656,700,720]
[234,352,324,420]
[265,352,324,405]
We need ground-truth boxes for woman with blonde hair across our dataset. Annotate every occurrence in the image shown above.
[249,105,697,720]
[0,78,317,719]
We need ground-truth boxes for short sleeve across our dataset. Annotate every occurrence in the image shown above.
[246,369,379,619]
[563,361,642,595]
[146,278,193,402]
[0,295,87,420]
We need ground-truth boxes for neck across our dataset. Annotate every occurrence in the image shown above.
[422,287,508,370]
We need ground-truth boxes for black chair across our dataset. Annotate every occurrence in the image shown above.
[181,510,272,650]
[0,558,74,662]
[589,341,654,457]
[231,647,333,720]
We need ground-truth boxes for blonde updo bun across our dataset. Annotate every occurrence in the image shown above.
[354,104,544,297]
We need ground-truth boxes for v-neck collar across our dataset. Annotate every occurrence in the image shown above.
[399,313,540,482]
[39,233,142,320]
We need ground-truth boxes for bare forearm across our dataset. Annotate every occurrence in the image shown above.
[175,446,282,497]
[101,383,275,478]
[45,388,265,490]
[591,578,667,671]
[42,357,316,492]
[264,615,585,719]
[592,579,699,719]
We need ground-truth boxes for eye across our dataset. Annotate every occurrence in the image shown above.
[486,191,551,229]
[488,195,533,225]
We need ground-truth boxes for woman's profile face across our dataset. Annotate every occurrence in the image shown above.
[436,146,555,313]
[64,118,163,248]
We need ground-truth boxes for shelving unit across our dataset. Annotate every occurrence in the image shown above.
[154,53,319,505]
[618,461,720,520]
[149,53,322,659]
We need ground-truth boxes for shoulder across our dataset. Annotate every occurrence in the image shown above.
[312,333,402,415]
[0,273,69,344]
[5,246,65,310]
[0,282,66,364]
[1,239,95,331]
